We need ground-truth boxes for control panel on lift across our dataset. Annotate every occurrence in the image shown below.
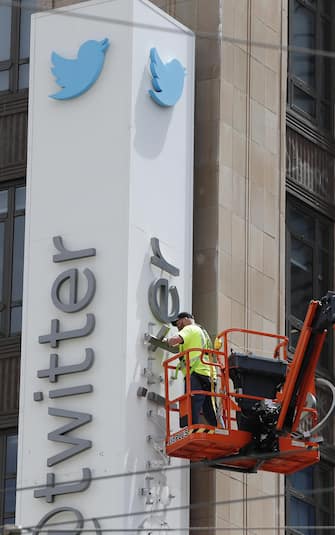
[162,292,335,474]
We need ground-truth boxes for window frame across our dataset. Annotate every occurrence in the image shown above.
[286,460,334,535]
[0,0,33,95]
[0,180,26,340]
[0,429,18,527]
[287,0,334,135]
[286,196,335,534]
[286,195,334,375]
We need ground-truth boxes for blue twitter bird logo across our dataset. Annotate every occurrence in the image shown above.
[50,38,110,100]
[148,48,186,107]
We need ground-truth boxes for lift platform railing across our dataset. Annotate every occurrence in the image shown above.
[162,294,335,472]
[216,327,289,362]
[163,330,321,439]
[163,334,321,472]
[163,328,312,437]
[163,347,224,439]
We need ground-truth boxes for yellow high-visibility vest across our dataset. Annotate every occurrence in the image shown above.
[178,324,216,378]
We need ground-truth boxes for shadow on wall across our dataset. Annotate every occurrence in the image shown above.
[123,238,174,528]
[123,241,152,520]
[134,66,173,159]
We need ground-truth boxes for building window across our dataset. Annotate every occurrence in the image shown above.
[0,183,26,338]
[286,196,333,373]
[0,0,38,93]
[286,462,334,535]
[0,431,18,526]
[286,196,335,534]
[288,0,333,133]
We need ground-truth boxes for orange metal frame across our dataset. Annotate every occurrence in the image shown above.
[276,300,326,433]
[163,313,322,474]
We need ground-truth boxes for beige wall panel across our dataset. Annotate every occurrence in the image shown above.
[219,165,233,208]
[217,0,288,533]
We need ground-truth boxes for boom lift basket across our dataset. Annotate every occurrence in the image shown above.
[163,292,335,474]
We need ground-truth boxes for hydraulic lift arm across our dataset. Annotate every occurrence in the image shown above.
[276,291,335,434]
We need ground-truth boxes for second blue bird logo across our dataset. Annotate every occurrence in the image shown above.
[50,38,109,100]
[148,48,186,107]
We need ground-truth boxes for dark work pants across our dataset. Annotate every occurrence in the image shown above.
[180,372,217,427]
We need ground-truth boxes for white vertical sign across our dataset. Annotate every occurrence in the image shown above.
[17,0,194,532]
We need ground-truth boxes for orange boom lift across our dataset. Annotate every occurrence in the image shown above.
[163,292,335,474]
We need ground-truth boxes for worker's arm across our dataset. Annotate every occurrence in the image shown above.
[166,334,183,347]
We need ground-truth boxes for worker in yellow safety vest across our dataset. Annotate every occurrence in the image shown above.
[166,312,217,427]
